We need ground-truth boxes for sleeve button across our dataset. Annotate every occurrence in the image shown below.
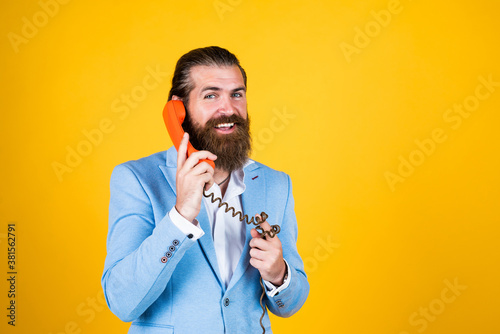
[160,257,168,263]
[172,239,180,246]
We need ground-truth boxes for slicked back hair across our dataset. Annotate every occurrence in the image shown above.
[167,46,247,106]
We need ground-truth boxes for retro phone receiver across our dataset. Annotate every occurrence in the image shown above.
[163,100,215,169]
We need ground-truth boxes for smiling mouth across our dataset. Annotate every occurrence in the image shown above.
[214,122,235,130]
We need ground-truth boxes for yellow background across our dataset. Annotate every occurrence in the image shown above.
[1,0,499,333]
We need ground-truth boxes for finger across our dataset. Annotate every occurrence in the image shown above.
[249,247,266,261]
[190,160,215,177]
[183,150,217,171]
[199,172,214,190]
[249,234,270,250]
[204,178,215,191]
[258,220,271,231]
[254,213,265,223]
[250,228,260,239]
[249,228,267,245]
[256,220,281,241]
[250,257,274,277]
[249,257,265,271]
[190,165,214,189]
[177,132,189,169]
[254,220,272,240]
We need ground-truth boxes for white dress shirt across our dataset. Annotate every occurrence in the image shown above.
[169,160,290,296]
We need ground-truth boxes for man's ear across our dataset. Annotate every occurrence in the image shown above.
[171,95,182,101]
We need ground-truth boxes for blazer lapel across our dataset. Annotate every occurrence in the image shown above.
[158,148,224,288]
[227,161,266,291]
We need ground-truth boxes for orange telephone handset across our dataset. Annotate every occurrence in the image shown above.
[163,100,215,169]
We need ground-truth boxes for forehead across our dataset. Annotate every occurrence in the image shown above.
[189,65,244,90]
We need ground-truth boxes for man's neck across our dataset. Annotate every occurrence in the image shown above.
[214,169,231,197]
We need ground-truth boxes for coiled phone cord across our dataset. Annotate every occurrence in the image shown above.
[203,190,281,334]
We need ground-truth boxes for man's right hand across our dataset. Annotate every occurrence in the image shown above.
[175,132,217,223]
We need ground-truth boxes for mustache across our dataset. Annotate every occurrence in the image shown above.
[204,114,247,128]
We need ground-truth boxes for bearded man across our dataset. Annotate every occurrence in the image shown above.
[101,46,309,333]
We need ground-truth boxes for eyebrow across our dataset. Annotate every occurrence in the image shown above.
[200,86,246,93]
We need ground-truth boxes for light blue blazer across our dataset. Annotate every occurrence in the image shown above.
[101,147,309,333]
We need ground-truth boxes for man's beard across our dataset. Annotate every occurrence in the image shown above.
[182,111,252,172]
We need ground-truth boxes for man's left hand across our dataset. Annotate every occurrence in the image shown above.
[249,219,286,286]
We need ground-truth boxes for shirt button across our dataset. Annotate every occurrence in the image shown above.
[187,233,194,239]
[223,298,230,307]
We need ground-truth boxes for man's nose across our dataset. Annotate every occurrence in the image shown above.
[217,96,235,115]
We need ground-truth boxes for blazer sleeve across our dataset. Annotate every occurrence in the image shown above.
[265,174,310,317]
[101,163,194,322]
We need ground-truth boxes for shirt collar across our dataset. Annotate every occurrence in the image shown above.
[203,159,255,200]
[224,159,254,200]
[205,159,253,200]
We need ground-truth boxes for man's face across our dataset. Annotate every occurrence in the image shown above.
[175,65,251,172]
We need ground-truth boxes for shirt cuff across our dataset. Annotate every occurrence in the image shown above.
[169,206,204,240]
[263,259,291,297]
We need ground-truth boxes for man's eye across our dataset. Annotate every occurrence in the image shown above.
[232,92,242,98]
[204,94,215,99]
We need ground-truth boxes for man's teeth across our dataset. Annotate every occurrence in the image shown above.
[215,123,234,129]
